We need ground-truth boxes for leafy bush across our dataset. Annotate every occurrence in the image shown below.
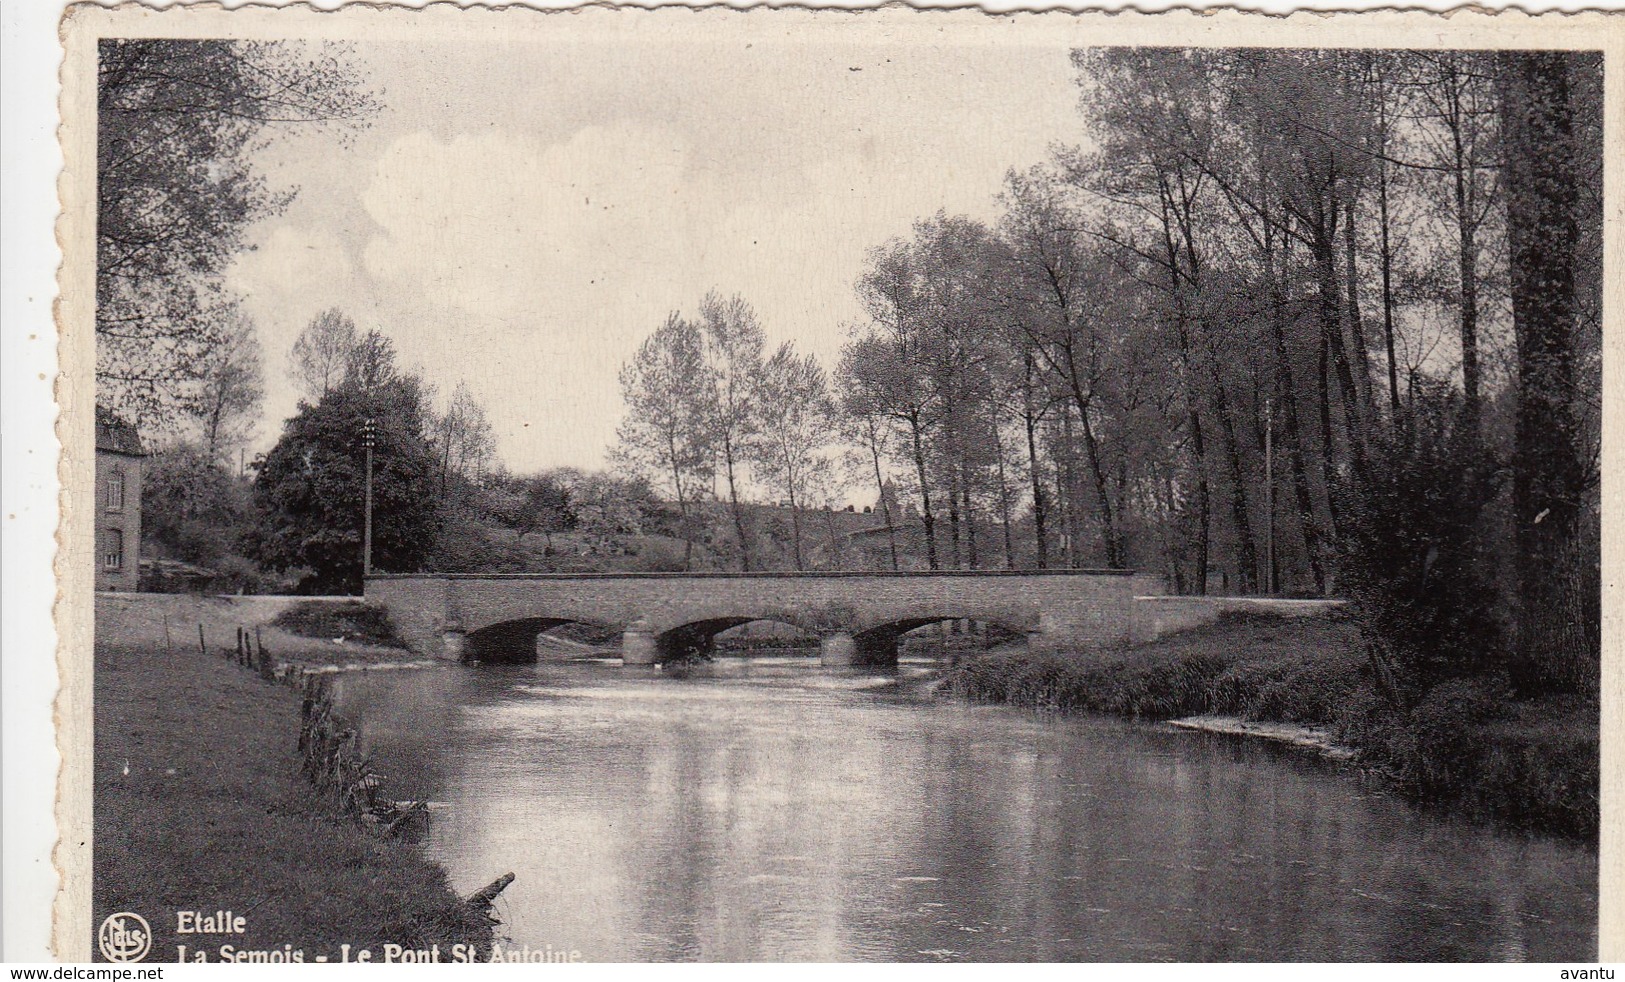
[1333,382,1505,706]
[272,600,403,648]
[1336,681,1596,840]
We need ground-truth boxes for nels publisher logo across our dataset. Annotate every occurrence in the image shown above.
[98,912,152,963]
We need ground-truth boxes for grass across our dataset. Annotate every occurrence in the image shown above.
[941,611,1366,721]
[940,611,1599,842]
[92,634,492,962]
[94,593,426,670]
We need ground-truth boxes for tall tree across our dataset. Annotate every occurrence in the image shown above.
[838,370,903,571]
[289,308,360,401]
[343,329,402,395]
[1496,51,1594,692]
[697,291,766,570]
[249,368,440,594]
[1063,51,1271,592]
[613,314,716,570]
[999,175,1127,568]
[97,40,375,426]
[1408,51,1499,441]
[849,240,943,568]
[436,383,495,484]
[433,381,496,509]
[187,309,263,463]
[752,344,840,571]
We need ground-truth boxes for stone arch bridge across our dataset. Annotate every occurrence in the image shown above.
[366,570,1138,667]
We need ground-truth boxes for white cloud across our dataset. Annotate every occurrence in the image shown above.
[222,39,1083,474]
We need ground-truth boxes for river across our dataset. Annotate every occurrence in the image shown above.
[330,656,1597,962]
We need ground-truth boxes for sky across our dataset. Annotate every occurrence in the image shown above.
[228,32,1085,474]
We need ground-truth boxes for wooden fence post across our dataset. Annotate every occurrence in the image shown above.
[256,629,272,680]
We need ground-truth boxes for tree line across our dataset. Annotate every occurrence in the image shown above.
[612,49,1601,696]
[614,292,845,572]
[145,306,695,595]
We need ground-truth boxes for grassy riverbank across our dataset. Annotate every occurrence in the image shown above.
[94,596,491,962]
[940,612,1598,842]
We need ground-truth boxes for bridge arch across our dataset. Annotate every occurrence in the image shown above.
[650,615,818,662]
[848,614,1034,667]
[464,616,614,664]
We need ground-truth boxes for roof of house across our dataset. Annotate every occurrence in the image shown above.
[95,406,146,456]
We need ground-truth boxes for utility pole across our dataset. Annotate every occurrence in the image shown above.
[1264,397,1275,596]
[362,417,376,582]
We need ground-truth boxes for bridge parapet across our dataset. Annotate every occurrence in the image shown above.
[366,569,1137,665]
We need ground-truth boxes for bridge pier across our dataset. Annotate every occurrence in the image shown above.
[442,625,467,662]
[820,632,857,668]
[621,619,658,666]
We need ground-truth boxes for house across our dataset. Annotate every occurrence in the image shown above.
[95,406,146,591]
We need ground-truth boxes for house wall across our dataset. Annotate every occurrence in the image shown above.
[94,449,143,592]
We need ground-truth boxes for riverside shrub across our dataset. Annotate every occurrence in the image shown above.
[1333,383,1504,704]
[1335,679,1597,840]
[273,600,404,648]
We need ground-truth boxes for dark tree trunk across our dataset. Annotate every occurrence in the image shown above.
[1316,217,1366,492]
[722,438,752,571]
[1187,406,1210,594]
[866,421,900,571]
[1058,413,1080,568]
[1022,355,1049,569]
[963,459,979,569]
[908,416,939,569]
[1160,208,1211,592]
[667,432,693,572]
[994,427,1016,569]
[1211,376,1258,594]
[823,507,841,569]
[1065,384,1122,569]
[1158,464,1185,594]
[1497,51,1589,692]
[1077,406,1121,568]
[1446,62,1483,444]
[1316,316,1338,527]
[1268,233,1326,594]
[1343,196,1373,407]
[788,493,805,571]
[1377,136,1403,431]
[1167,173,1254,593]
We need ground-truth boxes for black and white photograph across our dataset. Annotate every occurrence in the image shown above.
[44,4,1617,964]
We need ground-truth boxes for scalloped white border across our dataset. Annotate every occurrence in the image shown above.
[21,0,1625,964]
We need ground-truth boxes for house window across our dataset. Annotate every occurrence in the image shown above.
[102,529,124,570]
[106,468,125,511]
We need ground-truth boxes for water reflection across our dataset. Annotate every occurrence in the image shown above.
[333,658,1596,962]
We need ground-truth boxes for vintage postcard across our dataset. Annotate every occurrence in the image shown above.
[53,3,1621,964]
